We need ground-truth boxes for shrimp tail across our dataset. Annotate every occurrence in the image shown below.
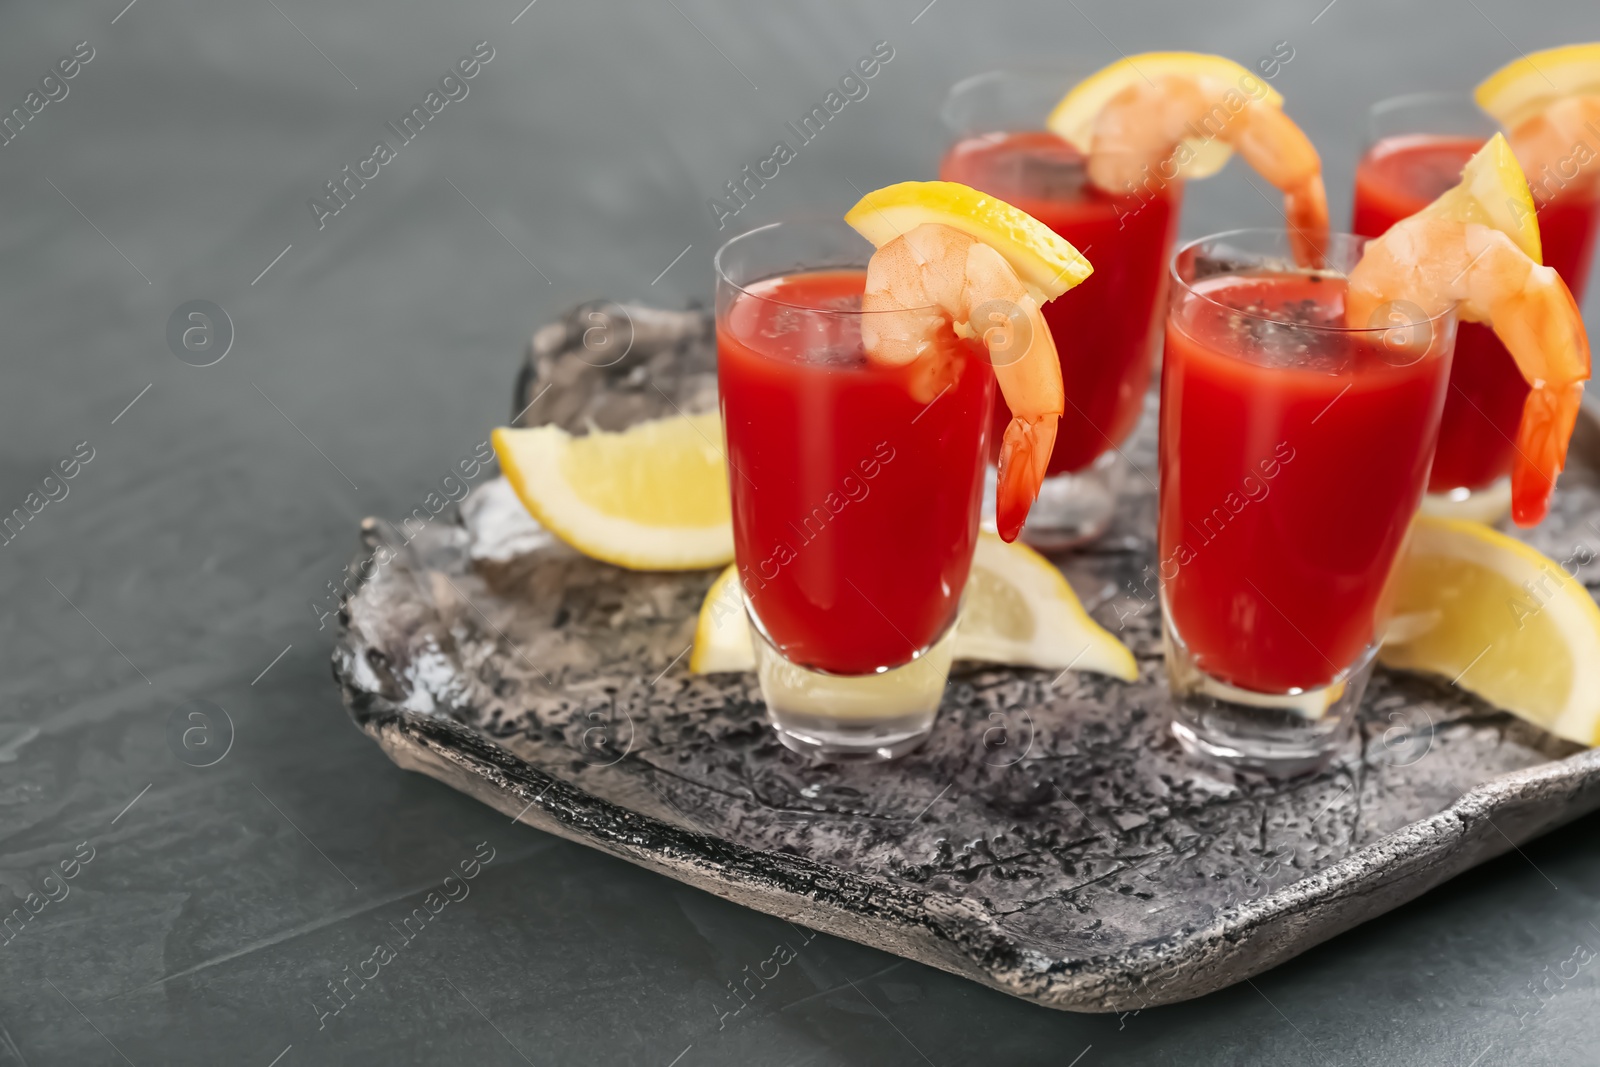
[1488,256,1591,526]
[996,414,1059,542]
[1512,381,1585,526]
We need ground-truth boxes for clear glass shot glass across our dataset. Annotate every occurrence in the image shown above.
[714,220,996,760]
[1352,92,1600,523]
[939,67,1183,549]
[1160,229,1458,776]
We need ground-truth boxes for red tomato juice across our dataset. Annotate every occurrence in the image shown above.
[940,130,1180,475]
[1352,134,1600,492]
[1159,274,1452,692]
[717,270,994,675]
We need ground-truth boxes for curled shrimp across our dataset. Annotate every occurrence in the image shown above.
[1507,95,1600,200]
[1086,74,1329,265]
[858,223,1064,542]
[1348,217,1591,526]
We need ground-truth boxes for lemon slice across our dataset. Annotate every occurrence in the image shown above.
[1476,42,1600,135]
[1415,132,1542,262]
[844,180,1093,300]
[492,413,733,571]
[1379,515,1600,746]
[691,531,1137,681]
[1045,52,1283,180]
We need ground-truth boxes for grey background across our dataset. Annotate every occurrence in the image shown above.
[2,0,1598,1064]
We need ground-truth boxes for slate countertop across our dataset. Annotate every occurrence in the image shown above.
[2,1,1598,1064]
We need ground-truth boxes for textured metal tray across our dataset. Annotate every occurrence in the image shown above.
[332,301,1600,1012]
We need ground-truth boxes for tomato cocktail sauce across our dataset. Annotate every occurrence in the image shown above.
[1353,134,1600,492]
[1159,273,1452,693]
[940,130,1179,475]
[717,270,994,676]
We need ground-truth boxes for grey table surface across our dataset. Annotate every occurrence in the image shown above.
[3,0,1599,1064]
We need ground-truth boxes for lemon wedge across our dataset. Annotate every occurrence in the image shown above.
[1476,42,1600,136]
[957,531,1138,678]
[1045,52,1283,180]
[844,180,1092,300]
[688,562,750,674]
[1415,131,1542,262]
[691,531,1137,681]
[1379,515,1600,746]
[492,413,733,571]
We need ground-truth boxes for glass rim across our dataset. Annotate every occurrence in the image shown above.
[943,64,1096,102]
[940,66,1143,156]
[1169,227,1457,333]
[1365,91,1502,143]
[713,217,937,316]
[940,126,1152,164]
[1368,90,1481,117]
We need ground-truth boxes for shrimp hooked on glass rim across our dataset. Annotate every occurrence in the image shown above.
[1349,219,1589,526]
[1048,54,1329,265]
[1085,74,1329,264]
[1347,134,1590,527]
[844,180,1092,541]
[859,223,1066,542]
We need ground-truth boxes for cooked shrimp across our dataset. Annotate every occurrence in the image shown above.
[859,223,1064,542]
[1086,75,1329,265]
[1347,218,1591,526]
[1508,95,1600,200]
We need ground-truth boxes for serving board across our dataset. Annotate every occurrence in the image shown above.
[332,300,1600,1012]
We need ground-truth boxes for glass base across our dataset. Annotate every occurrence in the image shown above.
[1164,615,1372,778]
[981,449,1127,551]
[749,609,957,762]
[1419,475,1511,526]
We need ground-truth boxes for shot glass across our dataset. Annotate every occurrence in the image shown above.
[939,68,1182,549]
[1160,229,1457,776]
[1352,92,1600,523]
[714,220,996,760]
